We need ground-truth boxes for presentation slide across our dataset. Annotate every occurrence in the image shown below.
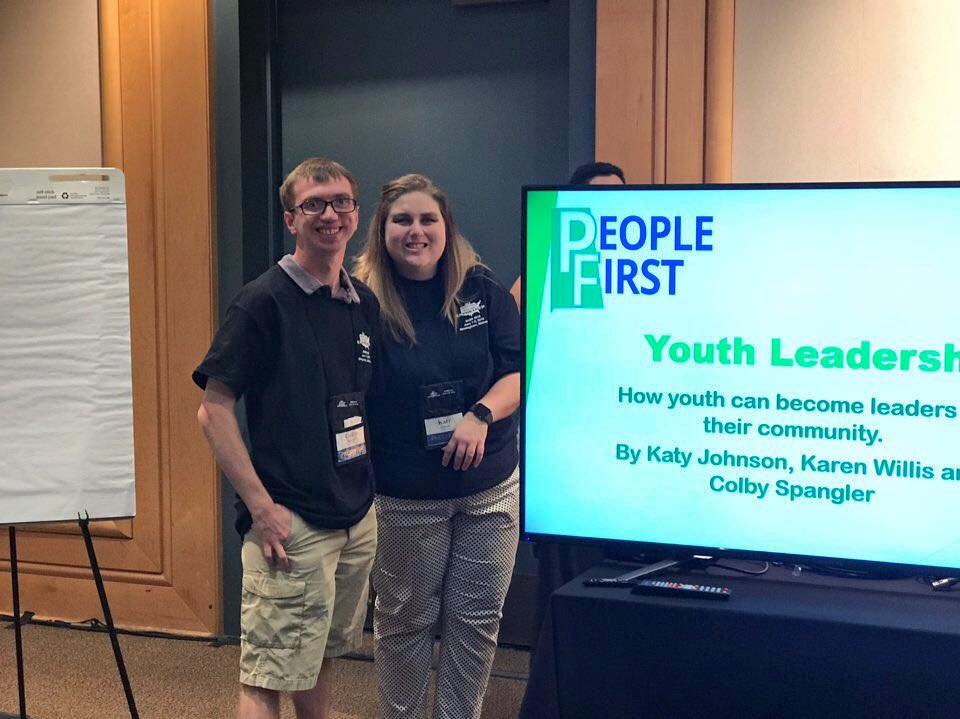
[523,184,960,570]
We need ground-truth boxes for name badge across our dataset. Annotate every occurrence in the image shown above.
[419,380,464,450]
[424,412,464,449]
[328,391,369,466]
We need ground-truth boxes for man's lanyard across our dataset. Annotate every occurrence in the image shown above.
[302,288,362,392]
[302,288,370,466]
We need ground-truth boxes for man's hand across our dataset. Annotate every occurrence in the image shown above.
[442,413,488,471]
[251,502,294,571]
[199,380,295,569]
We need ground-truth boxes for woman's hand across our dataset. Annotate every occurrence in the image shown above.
[442,412,489,470]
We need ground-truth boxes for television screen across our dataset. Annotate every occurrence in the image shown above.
[522,182,960,572]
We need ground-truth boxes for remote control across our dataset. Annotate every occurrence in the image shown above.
[630,579,730,600]
[583,577,637,588]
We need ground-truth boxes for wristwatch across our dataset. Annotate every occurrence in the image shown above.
[469,402,493,425]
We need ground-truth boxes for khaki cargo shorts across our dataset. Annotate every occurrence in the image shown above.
[238,504,376,691]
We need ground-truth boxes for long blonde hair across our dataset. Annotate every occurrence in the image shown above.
[354,174,481,344]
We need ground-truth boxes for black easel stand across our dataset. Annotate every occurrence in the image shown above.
[77,512,139,719]
[3,516,139,719]
[6,526,28,719]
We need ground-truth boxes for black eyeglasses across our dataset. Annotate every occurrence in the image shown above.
[291,197,358,215]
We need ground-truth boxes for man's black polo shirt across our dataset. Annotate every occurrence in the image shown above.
[193,258,379,535]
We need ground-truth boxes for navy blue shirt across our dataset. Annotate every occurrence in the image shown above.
[369,266,521,499]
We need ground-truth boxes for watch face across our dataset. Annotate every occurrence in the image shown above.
[472,403,492,424]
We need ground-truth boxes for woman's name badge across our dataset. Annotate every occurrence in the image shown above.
[424,412,464,449]
[419,380,464,450]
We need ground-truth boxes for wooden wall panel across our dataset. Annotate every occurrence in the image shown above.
[664,0,707,182]
[0,0,221,635]
[0,1,103,166]
[597,0,735,183]
[596,0,657,183]
[704,0,735,182]
[653,0,668,182]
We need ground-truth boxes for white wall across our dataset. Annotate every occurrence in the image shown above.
[0,0,102,167]
[733,0,960,182]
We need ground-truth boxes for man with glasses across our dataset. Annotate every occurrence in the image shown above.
[194,157,379,719]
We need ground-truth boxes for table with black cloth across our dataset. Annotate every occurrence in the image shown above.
[521,562,960,719]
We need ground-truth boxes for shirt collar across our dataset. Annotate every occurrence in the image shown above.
[278,254,361,304]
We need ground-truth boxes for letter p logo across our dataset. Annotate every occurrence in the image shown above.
[551,208,602,310]
[559,210,596,273]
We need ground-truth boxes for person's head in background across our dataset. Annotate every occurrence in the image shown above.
[568,161,626,186]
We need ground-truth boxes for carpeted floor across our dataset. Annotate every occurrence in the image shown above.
[0,620,528,718]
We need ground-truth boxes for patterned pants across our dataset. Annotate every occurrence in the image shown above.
[373,468,520,719]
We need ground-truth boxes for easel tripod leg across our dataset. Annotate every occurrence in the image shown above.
[77,514,139,719]
[8,526,27,719]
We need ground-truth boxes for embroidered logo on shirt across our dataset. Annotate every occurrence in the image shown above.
[357,332,372,363]
[458,300,488,331]
[459,300,482,317]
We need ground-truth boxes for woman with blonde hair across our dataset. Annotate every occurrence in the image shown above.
[355,174,521,719]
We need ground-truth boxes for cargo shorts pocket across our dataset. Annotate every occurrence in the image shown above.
[240,573,307,649]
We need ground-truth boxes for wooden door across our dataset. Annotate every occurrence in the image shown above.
[596,0,735,184]
[0,0,221,635]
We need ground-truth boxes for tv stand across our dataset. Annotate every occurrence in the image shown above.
[547,563,960,718]
[609,555,713,582]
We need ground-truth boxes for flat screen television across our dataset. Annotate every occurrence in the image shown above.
[521,182,960,575]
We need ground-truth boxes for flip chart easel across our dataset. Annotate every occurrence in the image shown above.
[0,169,139,718]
